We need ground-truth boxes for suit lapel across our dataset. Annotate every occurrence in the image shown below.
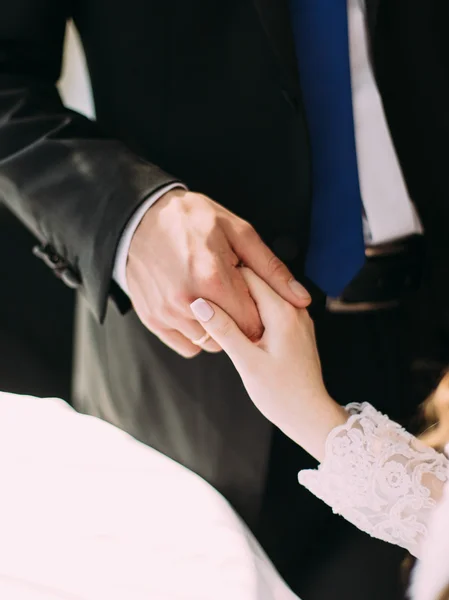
[252,0,301,95]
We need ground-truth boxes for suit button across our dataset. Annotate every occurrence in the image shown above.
[32,243,59,266]
[272,235,299,261]
[32,244,47,260]
[59,268,81,289]
[32,243,81,289]
[33,244,65,269]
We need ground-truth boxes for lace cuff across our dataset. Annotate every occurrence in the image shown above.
[298,403,448,557]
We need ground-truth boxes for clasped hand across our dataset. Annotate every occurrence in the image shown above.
[190,268,347,461]
[126,188,311,357]
[126,189,347,459]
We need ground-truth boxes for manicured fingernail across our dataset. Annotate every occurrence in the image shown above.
[190,298,215,322]
[289,279,310,299]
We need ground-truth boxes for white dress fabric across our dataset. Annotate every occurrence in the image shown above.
[4,392,449,599]
[0,392,298,600]
[299,403,449,599]
[410,469,449,600]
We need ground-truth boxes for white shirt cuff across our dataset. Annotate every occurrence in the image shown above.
[112,183,187,296]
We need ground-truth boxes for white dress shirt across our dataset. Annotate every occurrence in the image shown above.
[113,0,423,296]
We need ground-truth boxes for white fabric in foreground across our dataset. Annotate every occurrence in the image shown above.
[410,458,449,600]
[0,392,298,600]
[299,403,448,559]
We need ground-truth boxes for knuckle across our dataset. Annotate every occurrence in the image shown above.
[196,265,224,294]
[158,303,172,319]
[266,254,287,278]
[169,191,209,221]
[160,302,180,321]
[239,220,258,239]
[217,318,233,338]
[194,192,212,205]
[182,347,202,359]
[141,317,154,332]
[171,290,191,310]
[165,191,188,215]
[139,310,158,331]
[173,189,195,207]
[191,198,217,225]
[196,210,218,234]
[204,347,223,354]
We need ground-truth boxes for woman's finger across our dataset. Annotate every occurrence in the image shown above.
[239,267,298,329]
[190,298,258,363]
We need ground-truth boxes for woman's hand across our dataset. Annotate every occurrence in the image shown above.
[127,189,311,358]
[190,268,347,461]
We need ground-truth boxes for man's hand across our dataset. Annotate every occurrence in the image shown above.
[126,189,311,358]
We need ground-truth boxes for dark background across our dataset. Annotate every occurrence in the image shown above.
[0,205,74,400]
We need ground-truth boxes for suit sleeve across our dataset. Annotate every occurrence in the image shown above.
[0,2,181,322]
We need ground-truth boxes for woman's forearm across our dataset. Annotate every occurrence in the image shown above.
[279,392,348,462]
[298,403,449,557]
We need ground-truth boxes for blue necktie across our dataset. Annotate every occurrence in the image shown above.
[290,0,366,297]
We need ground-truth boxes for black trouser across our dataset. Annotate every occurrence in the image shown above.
[257,302,436,600]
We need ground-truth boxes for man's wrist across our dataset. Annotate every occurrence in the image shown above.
[112,183,187,296]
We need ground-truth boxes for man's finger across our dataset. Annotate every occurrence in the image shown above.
[228,223,311,307]
[164,315,222,353]
[190,298,258,363]
[238,267,298,328]
[139,312,203,358]
[157,328,203,358]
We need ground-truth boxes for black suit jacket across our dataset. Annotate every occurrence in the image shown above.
[1,0,449,523]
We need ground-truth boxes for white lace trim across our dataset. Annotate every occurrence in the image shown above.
[298,403,449,558]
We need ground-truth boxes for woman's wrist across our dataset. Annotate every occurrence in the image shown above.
[280,392,349,463]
